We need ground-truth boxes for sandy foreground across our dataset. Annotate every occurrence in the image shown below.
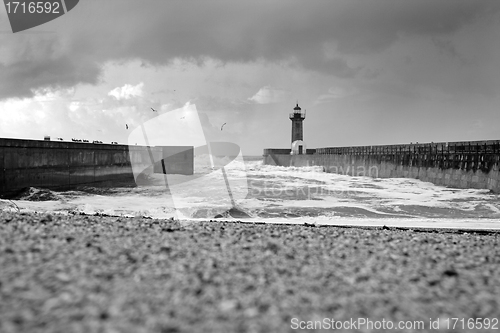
[0,211,499,333]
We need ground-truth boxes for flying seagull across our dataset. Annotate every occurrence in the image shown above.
[151,107,157,112]
[221,123,226,131]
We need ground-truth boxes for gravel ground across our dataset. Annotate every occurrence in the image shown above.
[0,211,499,333]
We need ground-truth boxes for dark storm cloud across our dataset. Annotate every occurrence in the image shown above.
[0,55,100,98]
[0,33,100,98]
[1,0,499,99]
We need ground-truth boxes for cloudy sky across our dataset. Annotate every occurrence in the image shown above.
[1,0,499,155]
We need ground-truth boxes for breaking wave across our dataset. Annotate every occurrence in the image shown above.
[3,157,500,229]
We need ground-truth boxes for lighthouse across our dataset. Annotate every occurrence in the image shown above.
[289,103,306,155]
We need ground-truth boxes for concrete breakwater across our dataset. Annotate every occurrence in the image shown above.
[263,140,500,193]
[0,138,160,198]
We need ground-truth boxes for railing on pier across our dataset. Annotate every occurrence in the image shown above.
[314,140,500,173]
[315,140,500,156]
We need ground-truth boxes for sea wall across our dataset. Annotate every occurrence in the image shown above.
[0,138,161,198]
[263,141,500,192]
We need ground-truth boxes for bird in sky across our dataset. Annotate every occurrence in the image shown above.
[221,123,226,131]
[151,107,157,112]
[126,124,128,129]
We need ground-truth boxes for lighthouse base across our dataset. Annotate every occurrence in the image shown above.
[291,140,306,155]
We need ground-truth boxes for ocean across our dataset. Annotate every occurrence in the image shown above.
[2,155,500,230]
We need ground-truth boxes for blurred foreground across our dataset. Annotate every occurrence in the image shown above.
[0,212,499,332]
